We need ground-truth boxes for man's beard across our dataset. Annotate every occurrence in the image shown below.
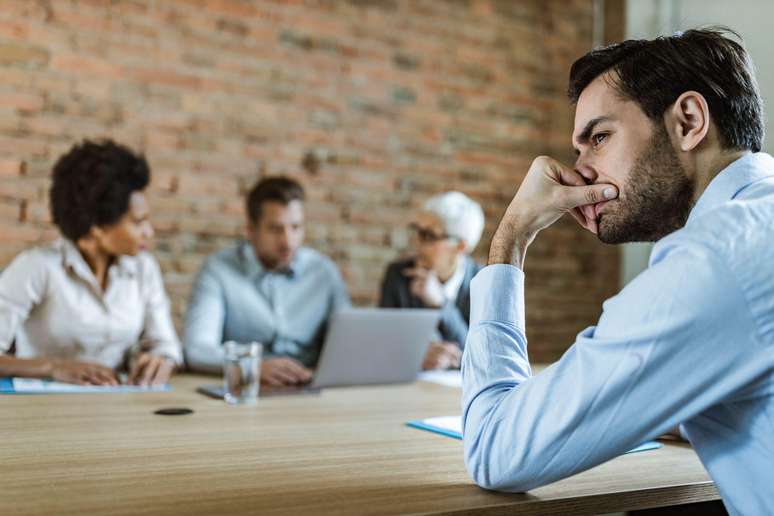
[597,125,695,244]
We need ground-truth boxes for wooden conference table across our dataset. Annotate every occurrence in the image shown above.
[0,374,719,515]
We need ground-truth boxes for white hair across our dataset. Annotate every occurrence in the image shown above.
[423,191,485,253]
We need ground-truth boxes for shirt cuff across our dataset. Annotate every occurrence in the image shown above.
[469,264,526,331]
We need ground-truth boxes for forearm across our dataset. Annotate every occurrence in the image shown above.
[184,338,224,374]
[183,271,226,374]
[488,217,535,269]
[462,266,649,492]
[0,355,55,379]
[462,247,752,492]
[141,339,183,365]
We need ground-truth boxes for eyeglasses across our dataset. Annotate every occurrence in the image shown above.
[408,223,456,244]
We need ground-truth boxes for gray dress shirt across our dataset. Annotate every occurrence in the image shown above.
[184,242,350,373]
[0,239,182,368]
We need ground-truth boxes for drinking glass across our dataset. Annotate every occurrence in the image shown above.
[223,341,262,405]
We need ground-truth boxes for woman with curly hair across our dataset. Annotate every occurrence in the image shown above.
[0,140,181,386]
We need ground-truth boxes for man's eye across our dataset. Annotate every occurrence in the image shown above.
[592,133,608,147]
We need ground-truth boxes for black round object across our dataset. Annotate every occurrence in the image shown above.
[153,407,194,416]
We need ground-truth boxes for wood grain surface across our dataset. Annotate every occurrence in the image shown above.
[0,375,719,515]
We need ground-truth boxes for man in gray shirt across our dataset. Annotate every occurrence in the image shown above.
[184,177,350,386]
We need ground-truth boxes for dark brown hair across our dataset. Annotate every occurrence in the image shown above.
[246,176,305,222]
[568,28,764,152]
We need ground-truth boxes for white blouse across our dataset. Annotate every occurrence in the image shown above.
[0,239,182,368]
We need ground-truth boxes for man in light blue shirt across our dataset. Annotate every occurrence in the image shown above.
[184,177,349,385]
[462,29,773,515]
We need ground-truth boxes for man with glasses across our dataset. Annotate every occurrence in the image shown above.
[379,191,485,370]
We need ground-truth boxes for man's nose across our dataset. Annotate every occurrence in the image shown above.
[280,228,292,245]
[574,158,598,185]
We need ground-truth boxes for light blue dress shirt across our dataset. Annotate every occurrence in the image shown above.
[462,153,774,516]
[184,242,350,373]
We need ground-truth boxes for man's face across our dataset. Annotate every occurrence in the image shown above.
[572,74,694,243]
[247,200,305,271]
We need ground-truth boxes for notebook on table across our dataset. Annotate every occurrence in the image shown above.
[407,415,662,454]
[0,377,170,394]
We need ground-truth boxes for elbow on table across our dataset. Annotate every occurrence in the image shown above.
[463,430,542,493]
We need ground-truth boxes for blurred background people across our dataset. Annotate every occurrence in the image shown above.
[380,191,484,370]
[184,176,350,386]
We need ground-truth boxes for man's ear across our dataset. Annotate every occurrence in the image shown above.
[455,239,467,254]
[667,91,710,152]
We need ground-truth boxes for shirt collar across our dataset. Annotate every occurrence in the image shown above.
[688,152,774,223]
[59,238,138,280]
[239,241,298,279]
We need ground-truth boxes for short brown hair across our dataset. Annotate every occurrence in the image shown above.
[568,27,764,152]
[246,176,305,222]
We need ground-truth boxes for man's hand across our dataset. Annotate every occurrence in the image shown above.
[405,267,445,308]
[261,357,313,386]
[489,156,618,268]
[128,353,175,386]
[422,341,462,370]
[50,359,119,386]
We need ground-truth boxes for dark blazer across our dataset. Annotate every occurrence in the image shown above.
[379,256,482,349]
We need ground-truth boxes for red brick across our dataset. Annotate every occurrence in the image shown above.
[0,159,26,177]
[0,20,30,40]
[50,54,121,77]
[0,0,620,361]
[0,223,45,244]
[0,43,49,67]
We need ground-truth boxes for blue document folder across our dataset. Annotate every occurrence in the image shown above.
[0,377,170,394]
[407,416,662,454]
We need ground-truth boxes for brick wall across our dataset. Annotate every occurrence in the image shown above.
[0,0,619,362]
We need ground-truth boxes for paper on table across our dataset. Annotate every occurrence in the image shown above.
[406,415,663,455]
[1,378,170,394]
[417,370,462,388]
[407,416,461,437]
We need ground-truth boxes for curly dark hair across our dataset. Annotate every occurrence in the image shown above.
[50,140,150,241]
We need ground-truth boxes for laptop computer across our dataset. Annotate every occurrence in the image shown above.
[197,308,440,398]
[310,308,440,388]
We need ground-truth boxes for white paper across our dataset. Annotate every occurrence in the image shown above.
[422,415,462,434]
[11,378,168,393]
[417,370,462,387]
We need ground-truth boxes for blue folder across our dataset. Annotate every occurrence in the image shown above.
[407,418,662,455]
[0,377,171,394]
